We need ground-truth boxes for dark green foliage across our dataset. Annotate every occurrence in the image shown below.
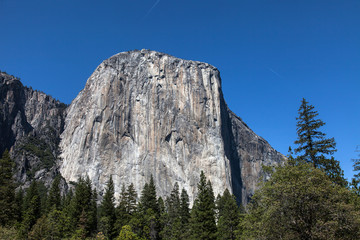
[161,183,182,239]
[125,183,137,215]
[15,188,24,222]
[18,136,55,177]
[157,196,165,238]
[115,183,138,234]
[99,175,116,239]
[57,189,75,238]
[61,188,73,212]
[0,226,18,239]
[136,175,160,239]
[294,98,336,165]
[28,215,49,240]
[240,162,360,239]
[28,209,67,240]
[116,184,130,233]
[116,225,141,240]
[68,176,97,237]
[140,175,159,214]
[180,188,190,225]
[190,171,217,240]
[46,208,68,239]
[19,181,42,237]
[294,98,346,186]
[351,147,360,195]
[0,149,17,226]
[179,188,191,238]
[216,189,240,240]
[91,188,98,233]
[47,175,61,211]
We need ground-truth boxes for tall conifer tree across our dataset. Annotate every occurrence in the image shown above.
[116,183,138,233]
[161,183,182,239]
[69,176,97,237]
[47,175,61,211]
[19,181,41,237]
[140,175,158,213]
[99,175,116,239]
[138,175,160,239]
[190,171,217,240]
[216,189,240,240]
[294,98,346,186]
[0,149,17,226]
[179,188,191,239]
[351,147,360,195]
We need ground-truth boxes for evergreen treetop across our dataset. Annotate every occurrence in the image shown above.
[216,189,240,240]
[190,171,217,240]
[295,98,336,167]
[0,150,17,226]
[99,175,116,239]
[351,147,360,195]
[47,175,61,211]
[294,98,346,186]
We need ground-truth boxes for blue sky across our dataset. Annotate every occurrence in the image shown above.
[0,0,359,181]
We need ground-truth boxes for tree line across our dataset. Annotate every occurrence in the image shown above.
[1,98,360,239]
[0,161,241,240]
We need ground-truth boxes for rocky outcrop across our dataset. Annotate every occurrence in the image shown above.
[59,50,284,205]
[0,72,66,188]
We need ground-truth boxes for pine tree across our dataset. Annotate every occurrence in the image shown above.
[88,177,98,235]
[190,171,217,240]
[351,147,360,195]
[99,175,116,239]
[62,188,73,210]
[216,189,240,240]
[0,149,17,226]
[36,181,49,216]
[140,175,158,213]
[241,162,360,239]
[15,187,24,222]
[139,175,159,240]
[116,182,139,235]
[116,184,128,233]
[61,189,74,238]
[126,183,138,215]
[161,183,182,239]
[157,196,165,238]
[69,176,97,237]
[179,188,191,239]
[47,175,61,211]
[294,98,346,186]
[47,208,67,239]
[116,225,141,240]
[90,188,98,233]
[19,181,41,237]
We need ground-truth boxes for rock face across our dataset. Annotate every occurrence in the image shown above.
[0,72,66,187]
[60,50,284,205]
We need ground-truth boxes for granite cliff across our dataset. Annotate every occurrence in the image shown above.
[0,72,66,188]
[59,50,284,205]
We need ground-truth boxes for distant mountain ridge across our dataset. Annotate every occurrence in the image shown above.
[0,51,284,205]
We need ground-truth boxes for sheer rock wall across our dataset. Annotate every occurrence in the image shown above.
[59,50,284,204]
[0,72,66,188]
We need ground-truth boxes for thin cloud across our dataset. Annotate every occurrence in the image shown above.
[144,0,161,18]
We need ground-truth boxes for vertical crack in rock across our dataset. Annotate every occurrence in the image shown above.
[59,49,285,204]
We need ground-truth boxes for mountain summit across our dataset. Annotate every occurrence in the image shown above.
[59,50,284,204]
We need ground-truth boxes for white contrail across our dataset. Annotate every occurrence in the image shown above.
[268,67,283,79]
[144,0,161,18]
